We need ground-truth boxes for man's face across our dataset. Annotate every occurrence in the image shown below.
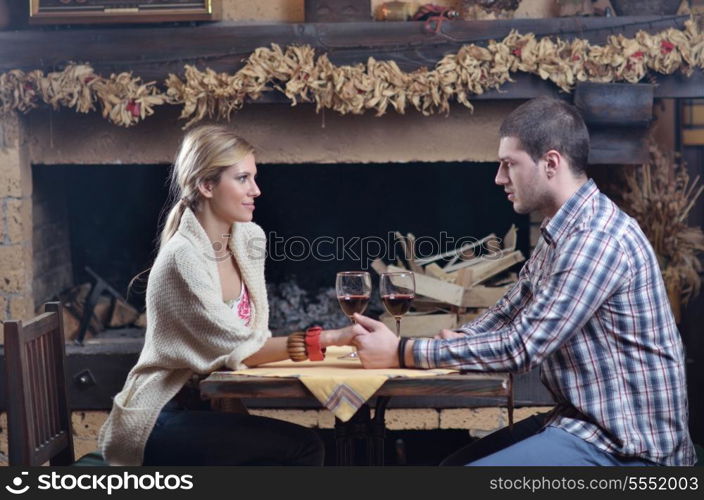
[495,136,548,215]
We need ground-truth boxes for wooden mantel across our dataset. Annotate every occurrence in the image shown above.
[1,15,702,100]
[2,15,702,164]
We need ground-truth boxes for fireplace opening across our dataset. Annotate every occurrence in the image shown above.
[32,161,529,335]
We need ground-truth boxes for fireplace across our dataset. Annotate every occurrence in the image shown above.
[16,102,520,330]
[30,158,528,334]
[0,101,560,412]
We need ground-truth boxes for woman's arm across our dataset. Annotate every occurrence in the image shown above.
[242,326,358,367]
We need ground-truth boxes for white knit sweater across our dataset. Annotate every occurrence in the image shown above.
[97,207,271,465]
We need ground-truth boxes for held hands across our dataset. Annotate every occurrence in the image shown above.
[322,323,367,348]
[326,320,463,367]
[350,313,399,369]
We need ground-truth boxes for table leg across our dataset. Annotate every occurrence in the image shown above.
[334,397,391,466]
[368,396,390,466]
[335,405,369,466]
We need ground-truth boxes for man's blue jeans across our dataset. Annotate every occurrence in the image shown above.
[440,413,657,466]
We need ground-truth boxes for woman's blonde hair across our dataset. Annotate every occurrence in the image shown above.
[158,125,255,252]
[127,126,253,300]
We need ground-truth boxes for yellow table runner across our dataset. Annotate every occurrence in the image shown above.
[231,346,457,422]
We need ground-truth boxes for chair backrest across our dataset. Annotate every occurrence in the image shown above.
[4,302,75,466]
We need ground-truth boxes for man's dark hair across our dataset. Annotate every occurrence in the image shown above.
[499,96,590,175]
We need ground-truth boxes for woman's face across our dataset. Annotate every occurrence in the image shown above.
[205,153,261,223]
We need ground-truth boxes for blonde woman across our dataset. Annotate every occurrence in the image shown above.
[98,125,357,466]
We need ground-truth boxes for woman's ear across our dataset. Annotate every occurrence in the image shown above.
[197,181,214,199]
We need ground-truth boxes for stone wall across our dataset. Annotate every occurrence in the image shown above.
[0,113,33,327]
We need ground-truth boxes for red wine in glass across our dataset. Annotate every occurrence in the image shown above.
[380,272,415,337]
[338,294,370,318]
[381,293,413,317]
[336,271,372,358]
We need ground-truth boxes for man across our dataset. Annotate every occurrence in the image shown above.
[352,96,696,466]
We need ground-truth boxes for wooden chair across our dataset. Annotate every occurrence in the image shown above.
[3,301,105,466]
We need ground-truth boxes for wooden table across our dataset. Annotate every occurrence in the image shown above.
[200,371,512,465]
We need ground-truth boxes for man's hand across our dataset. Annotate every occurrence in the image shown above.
[433,329,467,340]
[350,313,399,369]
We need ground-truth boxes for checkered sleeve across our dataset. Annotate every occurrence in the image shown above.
[413,230,630,371]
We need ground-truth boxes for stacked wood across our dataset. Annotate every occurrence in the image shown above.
[134,313,148,328]
[58,283,106,341]
[56,282,142,341]
[109,298,140,328]
[374,226,524,337]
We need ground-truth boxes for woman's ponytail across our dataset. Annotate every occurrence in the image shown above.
[158,199,188,252]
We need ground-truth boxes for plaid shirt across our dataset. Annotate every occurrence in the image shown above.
[413,180,695,466]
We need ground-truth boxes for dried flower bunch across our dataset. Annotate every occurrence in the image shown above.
[1,20,703,127]
[0,64,165,127]
[621,144,704,307]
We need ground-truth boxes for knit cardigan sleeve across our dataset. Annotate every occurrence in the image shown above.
[140,234,271,374]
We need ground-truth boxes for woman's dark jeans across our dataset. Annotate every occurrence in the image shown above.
[143,402,325,466]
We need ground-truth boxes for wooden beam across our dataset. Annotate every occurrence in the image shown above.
[453,250,525,288]
[379,312,457,337]
[425,263,455,283]
[0,16,693,87]
[574,82,654,127]
[461,285,511,308]
[588,127,650,164]
[387,264,466,306]
[200,371,510,399]
[405,233,425,274]
[371,258,388,276]
[503,225,517,252]
[652,69,704,98]
[458,311,487,325]
[417,234,495,267]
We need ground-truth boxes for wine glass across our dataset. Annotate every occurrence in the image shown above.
[336,271,372,358]
[380,271,415,337]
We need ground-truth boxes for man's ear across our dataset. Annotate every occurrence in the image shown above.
[543,149,561,179]
[197,181,214,199]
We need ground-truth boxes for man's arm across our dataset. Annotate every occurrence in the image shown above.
[412,230,630,372]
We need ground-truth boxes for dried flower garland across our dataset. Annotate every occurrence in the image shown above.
[0,65,165,127]
[620,144,704,316]
[1,20,703,127]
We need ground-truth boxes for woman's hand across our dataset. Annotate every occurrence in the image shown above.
[321,324,367,347]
